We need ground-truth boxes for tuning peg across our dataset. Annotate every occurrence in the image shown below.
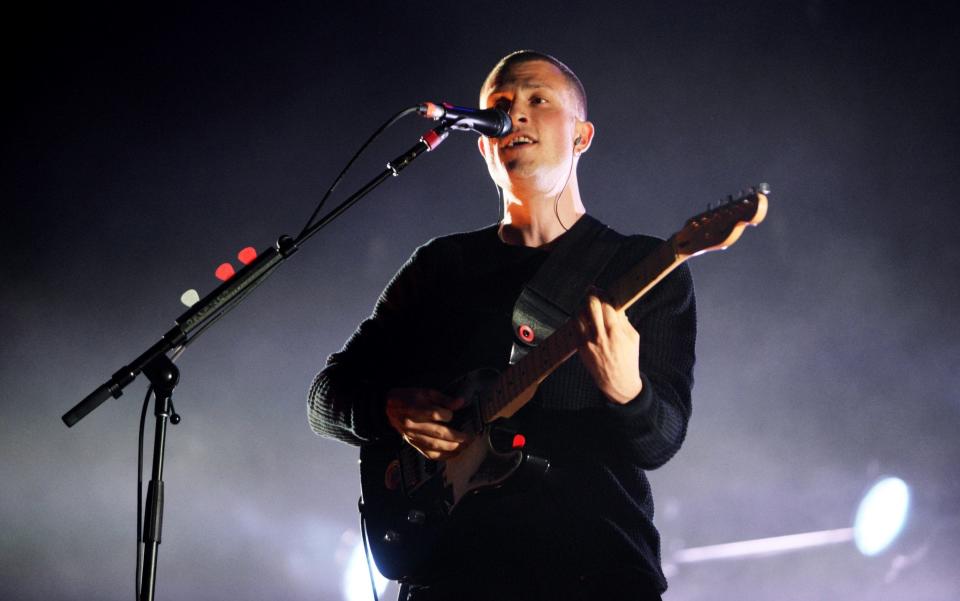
[757,182,771,194]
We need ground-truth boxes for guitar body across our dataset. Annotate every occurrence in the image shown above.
[355,187,769,583]
[358,369,550,582]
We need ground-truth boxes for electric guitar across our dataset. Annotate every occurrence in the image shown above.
[358,185,770,582]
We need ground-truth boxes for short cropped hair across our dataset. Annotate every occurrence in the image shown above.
[482,50,588,119]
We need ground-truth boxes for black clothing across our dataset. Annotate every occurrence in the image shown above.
[398,566,664,600]
[308,218,696,596]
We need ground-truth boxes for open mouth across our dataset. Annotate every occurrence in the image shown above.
[504,135,536,149]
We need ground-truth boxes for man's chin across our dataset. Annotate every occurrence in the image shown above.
[503,160,538,178]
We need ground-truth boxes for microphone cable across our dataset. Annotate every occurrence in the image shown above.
[129,103,432,599]
[167,105,422,362]
[297,105,421,242]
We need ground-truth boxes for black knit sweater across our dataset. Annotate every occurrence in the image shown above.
[308,218,696,593]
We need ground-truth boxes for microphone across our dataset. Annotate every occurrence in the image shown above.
[418,102,512,137]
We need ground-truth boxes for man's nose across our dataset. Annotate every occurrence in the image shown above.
[509,104,528,125]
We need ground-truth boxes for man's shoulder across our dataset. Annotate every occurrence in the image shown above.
[594,219,664,261]
[617,232,665,257]
[597,222,694,291]
[415,223,500,257]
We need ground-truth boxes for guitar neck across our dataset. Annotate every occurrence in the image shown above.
[606,236,684,312]
[482,237,684,422]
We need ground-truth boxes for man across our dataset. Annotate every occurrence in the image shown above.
[308,51,696,600]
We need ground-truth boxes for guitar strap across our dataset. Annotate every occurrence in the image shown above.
[509,214,624,364]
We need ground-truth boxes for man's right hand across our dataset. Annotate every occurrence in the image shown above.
[385,388,468,461]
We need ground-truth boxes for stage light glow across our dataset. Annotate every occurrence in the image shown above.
[853,476,910,556]
[672,528,853,563]
[342,540,389,601]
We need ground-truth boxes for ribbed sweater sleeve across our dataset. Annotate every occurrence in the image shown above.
[598,257,696,469]
[530,238,696,470]
[307,242,438,445]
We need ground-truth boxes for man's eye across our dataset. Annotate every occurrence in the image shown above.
[531,97,547,104]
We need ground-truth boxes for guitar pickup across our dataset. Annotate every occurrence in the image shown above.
[398,445,438,494]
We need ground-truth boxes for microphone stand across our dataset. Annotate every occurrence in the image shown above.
[139,354,179,601]
[61,122,451,601]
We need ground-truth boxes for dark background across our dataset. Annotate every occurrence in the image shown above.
[3,1,959,600]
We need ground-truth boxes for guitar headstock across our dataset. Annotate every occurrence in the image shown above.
[673,184,769,258]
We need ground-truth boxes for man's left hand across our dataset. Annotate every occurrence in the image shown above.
[577,294,643,404]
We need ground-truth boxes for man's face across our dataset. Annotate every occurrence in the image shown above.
[478,60,590,194]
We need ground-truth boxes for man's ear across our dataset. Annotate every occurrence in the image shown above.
[574,120,596,154]
[478,135,488,159]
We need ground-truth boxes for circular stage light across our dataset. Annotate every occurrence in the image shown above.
[853,476,910,556]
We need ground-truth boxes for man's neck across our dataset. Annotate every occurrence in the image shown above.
[498,181,586,248]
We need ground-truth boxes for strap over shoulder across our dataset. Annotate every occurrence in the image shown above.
[509,215,623,364]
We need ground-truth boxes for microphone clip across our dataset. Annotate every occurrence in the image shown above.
[417,101,512,138]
